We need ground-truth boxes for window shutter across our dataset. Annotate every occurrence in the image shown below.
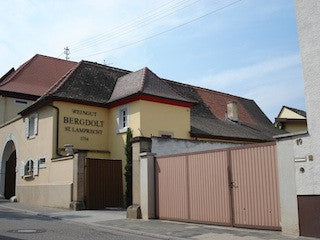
[24,118,29,138]
[33,159,39,176]
[20,162,25,177]
[34,113,39,135]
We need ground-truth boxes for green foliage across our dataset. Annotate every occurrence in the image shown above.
[124,128,133,207]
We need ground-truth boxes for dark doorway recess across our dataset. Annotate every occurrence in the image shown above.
[4,151,16,199]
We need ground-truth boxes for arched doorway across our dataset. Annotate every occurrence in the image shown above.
[0,140,17,199]
[4,150,16,199]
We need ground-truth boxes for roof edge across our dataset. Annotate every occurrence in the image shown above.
[190,131,271,143]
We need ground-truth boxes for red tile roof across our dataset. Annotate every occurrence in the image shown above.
[0,54,77,97]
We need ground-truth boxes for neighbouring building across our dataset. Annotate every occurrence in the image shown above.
[0,54,77,125]
[0,54,282,209]
[274,106,307,133]
[275,0,320,238]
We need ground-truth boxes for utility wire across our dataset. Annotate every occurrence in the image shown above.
[69,0,191,49]
[71,0,201,52]
[78,0,242,59]
[71,0,203,53]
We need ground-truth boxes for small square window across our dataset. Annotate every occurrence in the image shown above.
[39,158,46,168]
[117,106,129,133]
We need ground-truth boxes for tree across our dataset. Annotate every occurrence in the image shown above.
[124,128,133,208]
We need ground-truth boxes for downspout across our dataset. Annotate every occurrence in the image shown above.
[48,104,64,158]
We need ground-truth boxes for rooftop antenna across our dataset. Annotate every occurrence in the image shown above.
[64,47,70,60]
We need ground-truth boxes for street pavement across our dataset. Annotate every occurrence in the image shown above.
[0,200,316,240]
[0,205,160,240]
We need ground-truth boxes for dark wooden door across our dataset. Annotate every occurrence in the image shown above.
[86,159,123,209]
[4,151,16,199]
[298,195,320,238]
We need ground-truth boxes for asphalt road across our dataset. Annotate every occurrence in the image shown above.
[0,206,160,240]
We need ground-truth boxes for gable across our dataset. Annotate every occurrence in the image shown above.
[279,107,306,119]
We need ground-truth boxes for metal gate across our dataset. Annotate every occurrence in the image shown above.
[86,159,123,209]
[155,142,280,230]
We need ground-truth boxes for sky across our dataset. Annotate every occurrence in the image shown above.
[0,0,305,120]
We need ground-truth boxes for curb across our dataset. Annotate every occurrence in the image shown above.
[0,204,186,240]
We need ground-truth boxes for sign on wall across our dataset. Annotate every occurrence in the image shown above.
[57,102,108,151]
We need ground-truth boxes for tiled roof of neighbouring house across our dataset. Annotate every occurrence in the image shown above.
[0,54,77,97]
[165,80,284,141]
[15,54,283,142]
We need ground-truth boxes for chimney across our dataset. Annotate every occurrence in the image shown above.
[227,101,238,122]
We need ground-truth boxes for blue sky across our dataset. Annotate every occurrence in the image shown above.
[0,0,305,120]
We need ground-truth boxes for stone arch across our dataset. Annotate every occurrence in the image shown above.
[0,134,19,199]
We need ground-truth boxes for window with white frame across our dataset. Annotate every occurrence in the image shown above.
[39,157,46,168]
[25,113,38,139]
[24,159,34,176]
[117,105,129,133]
[20,159,39,178]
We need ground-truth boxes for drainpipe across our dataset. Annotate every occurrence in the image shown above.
[48,105,64,158]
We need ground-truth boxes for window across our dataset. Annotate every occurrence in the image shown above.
[117,105,129,133]
[20,159,39,178]
[24,160,34,177]
[39,158,46,168]
[25,113,38,139]
[14,99,28,105]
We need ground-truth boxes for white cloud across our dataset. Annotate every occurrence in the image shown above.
[197,53,301,90]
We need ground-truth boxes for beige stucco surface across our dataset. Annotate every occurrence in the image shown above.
[0,106,73,207]
[284,122,307,133]
[278,108,306,119]
[16,184,72,208]
[0,96,34,125]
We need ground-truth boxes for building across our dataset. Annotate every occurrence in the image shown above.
[0,54,281,209]
[275,0,320,238]
[274,106,307,133]
[0,54,77,125]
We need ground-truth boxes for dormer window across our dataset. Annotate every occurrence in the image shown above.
[117,105,129,133]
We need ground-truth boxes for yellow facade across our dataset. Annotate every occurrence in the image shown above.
[53,101,109,153]
[52,99,191,162]
[0,96,34,125]
[277,107,307,133]
[282,122,307,133]
[278,108,306,119]
[139,100,190,139]
[0,97,192,207]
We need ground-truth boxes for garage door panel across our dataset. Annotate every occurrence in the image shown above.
[188,151,231,225]
[155,156,189,220]
[231,145,280,230]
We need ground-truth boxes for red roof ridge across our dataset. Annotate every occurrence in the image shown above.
[35,54,77,64]
[163,78,254,102]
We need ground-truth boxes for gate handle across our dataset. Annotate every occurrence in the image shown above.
[229,181,238,188]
